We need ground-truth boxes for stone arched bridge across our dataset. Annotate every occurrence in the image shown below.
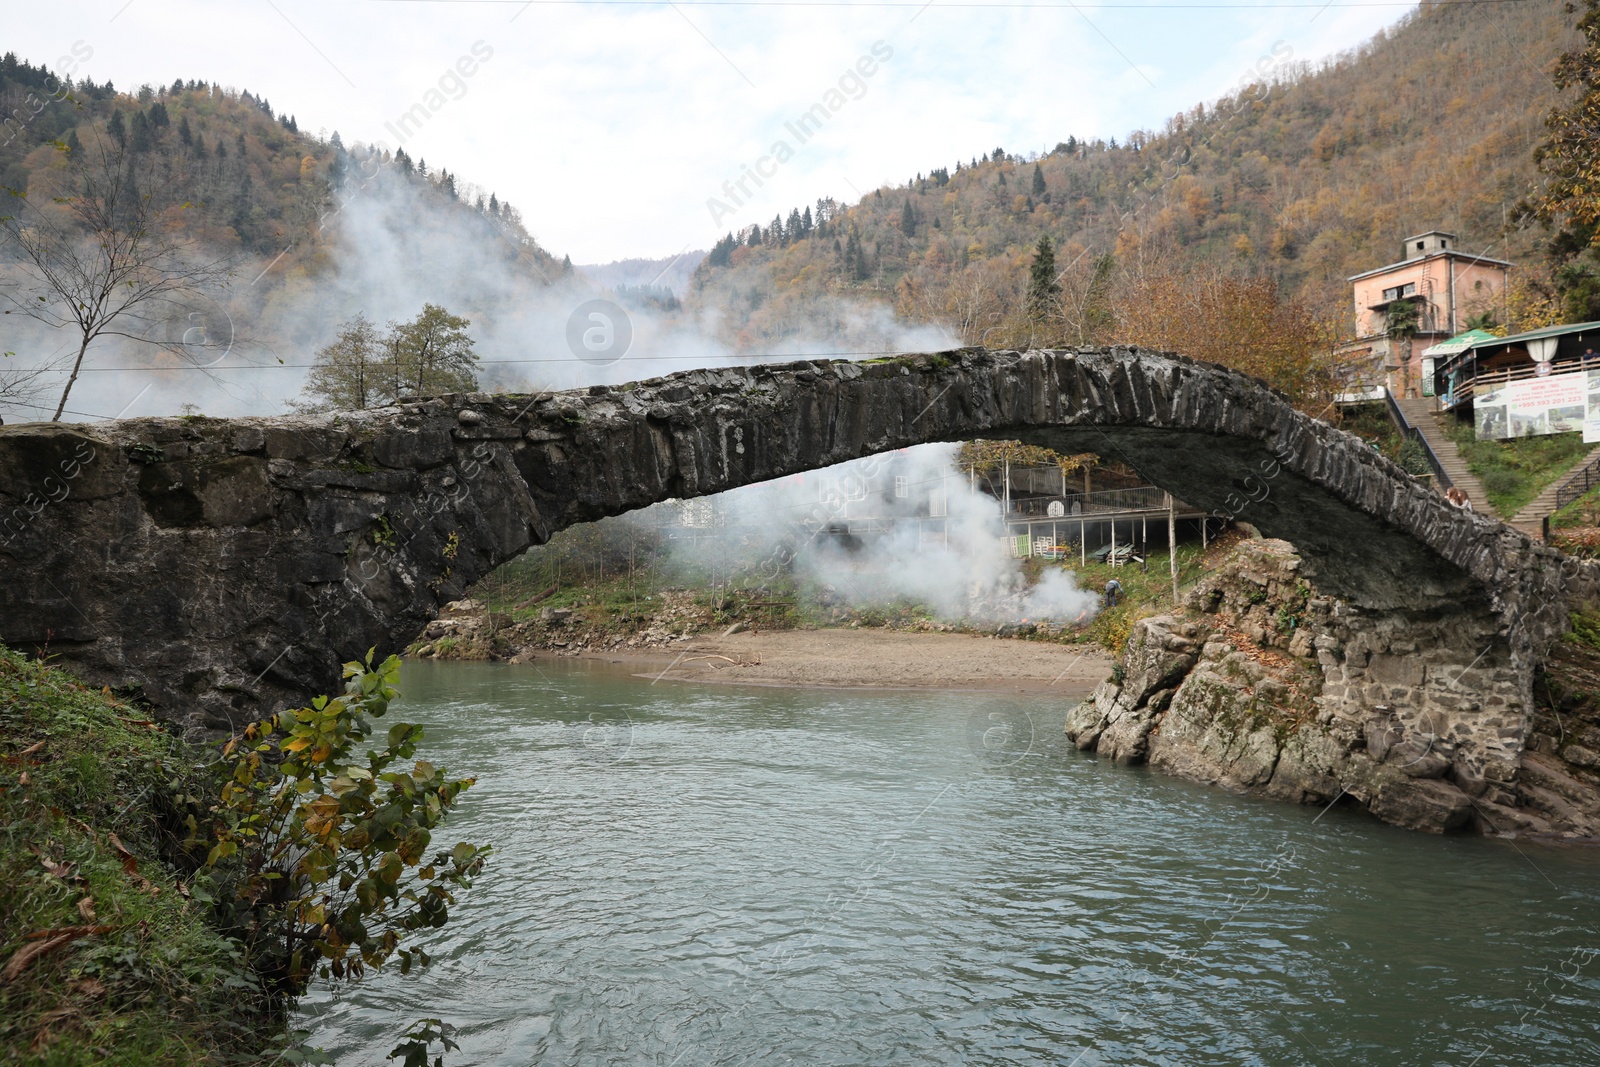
[1,347,1594,828]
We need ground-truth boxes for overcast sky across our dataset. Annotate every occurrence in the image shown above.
[17,0,1406,264]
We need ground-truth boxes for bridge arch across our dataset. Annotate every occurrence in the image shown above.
[1,347,1593,786]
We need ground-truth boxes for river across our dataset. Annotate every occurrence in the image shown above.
[297,659,1600,1066]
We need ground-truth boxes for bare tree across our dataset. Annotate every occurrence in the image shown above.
[0,349,61,422]
[0,130,237,420]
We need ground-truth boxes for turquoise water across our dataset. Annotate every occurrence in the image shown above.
[297,659,1600,1066]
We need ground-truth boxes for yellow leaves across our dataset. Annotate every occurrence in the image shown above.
[284,737,312,753]
[303,795,343,838]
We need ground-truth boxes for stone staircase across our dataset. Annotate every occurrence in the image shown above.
[1509,444,1600,537]
[1390,395,1492,512]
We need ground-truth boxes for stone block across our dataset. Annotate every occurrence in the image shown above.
[372,430,455,470]
[1368,777,1472,833]
[1369,653,1425,687]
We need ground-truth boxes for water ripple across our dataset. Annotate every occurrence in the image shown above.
[297,660,1600,1067]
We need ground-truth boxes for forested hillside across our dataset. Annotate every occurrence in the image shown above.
[689,0,1577,353]
[0,55,574,419]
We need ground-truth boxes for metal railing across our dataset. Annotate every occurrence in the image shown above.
[1005,485,1177,516]
[1384,388,1454,491]
[1555,452,1600,511]
[1441,352,1600,407]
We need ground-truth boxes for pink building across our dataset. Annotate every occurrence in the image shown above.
[1343,231,1511,398]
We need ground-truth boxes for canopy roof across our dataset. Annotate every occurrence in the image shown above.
[1420,329,1498,359]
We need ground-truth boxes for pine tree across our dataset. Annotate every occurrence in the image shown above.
[1031,163,1046,196]
[65,128,82,156]
[178,115,192,146]
[107,110,126,146]
[1027,235,1061,324]
[901,198,916,237]
[129,111,153,153]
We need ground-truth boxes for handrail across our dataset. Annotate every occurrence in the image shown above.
[1555,452,1600,511]
[1444,353,1600,407]
[1384,388,1454,491]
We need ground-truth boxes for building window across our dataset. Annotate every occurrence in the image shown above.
[1416,241,1425,250]
[894,475,908,498]
[1382,283,1416,301]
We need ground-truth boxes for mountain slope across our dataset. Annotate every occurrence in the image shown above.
[687,0,1577,350]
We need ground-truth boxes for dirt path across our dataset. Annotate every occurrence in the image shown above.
[565,628,1114,698]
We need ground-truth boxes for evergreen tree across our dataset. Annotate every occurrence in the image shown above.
[65,128,82,156]
[129,112,152,152]
[708,232,737,267]
[1027,235,1061,323]
[149,102,169,127]
[178,114,192,146]
[901,198,916,237]
[748,224,761,247]
[107,109,126,146]
[801,206,813,235]
[1031,163,1046,196]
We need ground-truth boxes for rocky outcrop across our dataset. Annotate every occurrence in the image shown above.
[1,347,1595,739]
[1068,538,1600,837]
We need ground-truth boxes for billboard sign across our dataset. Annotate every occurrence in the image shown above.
[1473,371,1591,440]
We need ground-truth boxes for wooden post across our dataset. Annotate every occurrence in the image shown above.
[1168,492,1178,603]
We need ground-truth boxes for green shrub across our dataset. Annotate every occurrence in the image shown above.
[195,651,489,998]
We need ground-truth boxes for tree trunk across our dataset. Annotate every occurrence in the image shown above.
[52,333,93,421]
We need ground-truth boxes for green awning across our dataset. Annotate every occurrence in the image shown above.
[1420,329,1499,359]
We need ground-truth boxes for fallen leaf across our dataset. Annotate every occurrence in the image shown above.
[18,771,29,786]
[19,741,44,757]
[76,897,96,922]
[69,976,106,999]
[105,833,138,876]
[37,855,76,881]
[2,934,75,982]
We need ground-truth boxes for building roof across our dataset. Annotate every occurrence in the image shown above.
[1467,320,1600,349]
[1347,249,1514,283]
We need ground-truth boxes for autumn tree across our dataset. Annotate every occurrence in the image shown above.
[297,304,479,412]
[1113,263,1337,412]
[298,313,385,411]
[389,303,478,398]
[1523,0,1600,322]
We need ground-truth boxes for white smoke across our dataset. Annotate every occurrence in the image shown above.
[1,149,961,422]
[667,442,1101,625]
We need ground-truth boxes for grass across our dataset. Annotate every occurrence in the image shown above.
[1440,416,1594,518]
[1336,402,1406,463]
[0,645,274,1066]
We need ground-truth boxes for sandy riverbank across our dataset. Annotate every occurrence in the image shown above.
[556,628,1115,698]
